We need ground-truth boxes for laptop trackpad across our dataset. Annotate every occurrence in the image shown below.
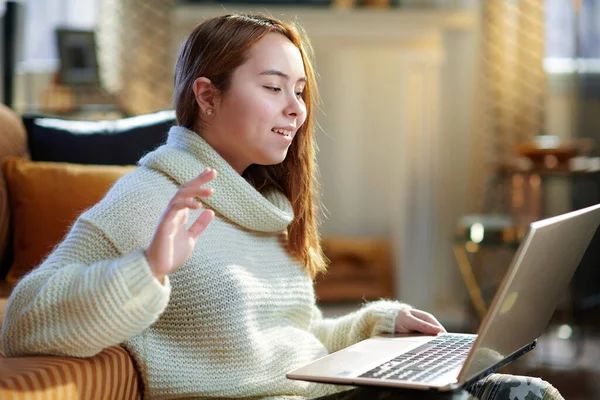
[321,335,435,375]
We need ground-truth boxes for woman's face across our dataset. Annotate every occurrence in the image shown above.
[204,33,307,174]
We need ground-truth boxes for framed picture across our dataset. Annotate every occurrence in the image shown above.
[56,28,100,87]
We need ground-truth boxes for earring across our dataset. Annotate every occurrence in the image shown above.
[205,108,214,116]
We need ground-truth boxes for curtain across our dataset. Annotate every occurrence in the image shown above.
[97,0,175,116]
[468,0,546,214]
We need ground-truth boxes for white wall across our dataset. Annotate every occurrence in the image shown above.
[174,6,480,322]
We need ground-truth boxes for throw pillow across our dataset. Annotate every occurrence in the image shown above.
[23,109,175,165]
[3,157,135,283]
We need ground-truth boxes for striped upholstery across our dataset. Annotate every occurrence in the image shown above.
[0,299,143,399]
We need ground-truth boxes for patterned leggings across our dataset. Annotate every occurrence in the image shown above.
[312,373,564,400]
[465,374,563,400]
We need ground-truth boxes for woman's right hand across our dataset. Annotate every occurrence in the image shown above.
[146,168,217,281]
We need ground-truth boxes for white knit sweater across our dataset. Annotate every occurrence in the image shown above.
[2,126,406,399]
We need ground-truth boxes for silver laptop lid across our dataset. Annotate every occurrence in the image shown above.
[459,203,600,383]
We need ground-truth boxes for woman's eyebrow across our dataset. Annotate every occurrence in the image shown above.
[259,69,307,83]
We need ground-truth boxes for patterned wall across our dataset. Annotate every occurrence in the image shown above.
[96,0,175,116]
[469,0,546,213]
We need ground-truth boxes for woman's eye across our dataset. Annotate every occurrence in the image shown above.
[264,86,281,92]
[295,91,304,97]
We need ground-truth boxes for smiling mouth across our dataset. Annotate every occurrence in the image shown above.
[272,128,292,137]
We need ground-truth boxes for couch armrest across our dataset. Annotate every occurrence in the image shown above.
[0,345,142,399]
[0,286,143,399]
[0,105,28,275]
[0,299,142,398]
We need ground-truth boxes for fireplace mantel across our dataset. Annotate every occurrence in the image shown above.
[174,5,475,40]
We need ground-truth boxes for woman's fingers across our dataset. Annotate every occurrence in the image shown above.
[396,308,445,334]
[161,168,217,221]
[146,169,218,280]
[406,314,443,334]
[168,198,202,211]
[176,186,214,201]
[189,210,215,240]
[161,199,197,228]
[410,309,447,333]
[182,168,217,189]
[171,169,215,209]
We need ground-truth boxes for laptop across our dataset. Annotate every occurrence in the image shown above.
[287,203,600,392]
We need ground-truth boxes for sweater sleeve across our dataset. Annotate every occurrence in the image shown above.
[1,218,171,358]
[309,300,410,354]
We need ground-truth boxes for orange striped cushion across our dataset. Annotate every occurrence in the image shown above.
[0,346,142,399]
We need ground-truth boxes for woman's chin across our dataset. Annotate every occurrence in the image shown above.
[258,152,289,166]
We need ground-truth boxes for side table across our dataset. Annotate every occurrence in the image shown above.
[453,215,521,322]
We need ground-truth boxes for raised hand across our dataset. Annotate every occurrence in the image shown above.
[395,307,447,335]
[145,168,217,281]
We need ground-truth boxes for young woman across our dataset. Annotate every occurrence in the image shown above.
[2,13,562,400]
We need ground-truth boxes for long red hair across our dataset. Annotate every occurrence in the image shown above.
[173,13,326,278]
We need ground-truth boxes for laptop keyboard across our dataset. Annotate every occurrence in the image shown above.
[358,334,476,383]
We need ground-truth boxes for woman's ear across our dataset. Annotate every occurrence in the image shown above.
[193,77,217,115]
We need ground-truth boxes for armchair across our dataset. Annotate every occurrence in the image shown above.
[0,103,173,398]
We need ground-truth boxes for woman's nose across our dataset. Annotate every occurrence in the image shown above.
[285,93,304,118]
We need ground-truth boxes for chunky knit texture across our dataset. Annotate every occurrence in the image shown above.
[2,126,407,399]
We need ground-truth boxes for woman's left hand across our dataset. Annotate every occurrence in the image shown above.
[395,307,447,335]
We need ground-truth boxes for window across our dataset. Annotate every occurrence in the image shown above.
[544,0,600,74]
[18,0,99,71]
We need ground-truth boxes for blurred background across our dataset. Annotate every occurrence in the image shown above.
[2,0,600,398]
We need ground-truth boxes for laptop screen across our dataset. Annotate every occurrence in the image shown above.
[459,204,600,382]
